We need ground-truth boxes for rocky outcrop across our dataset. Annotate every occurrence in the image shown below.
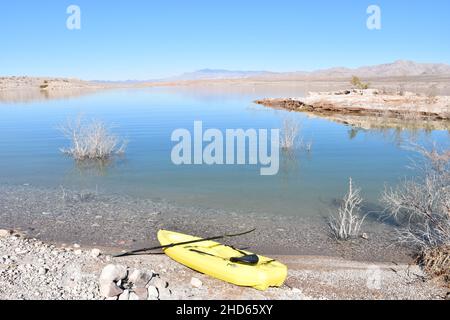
[255,89,450,121]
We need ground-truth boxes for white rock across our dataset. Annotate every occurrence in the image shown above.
[153,276,168,289]
[90,248,101,258]
[133,287,148,300]
[291,287,302,294]
[147,285,159,300]
[361,233,369,240]
[158,287,172,300]
[73,244,81,248]
[118,289,130,300]
[14,248,28,254]
[128,269,152,288]
[128,292,139,300]
[38,267,47,275]
[99,264,128,282]
[74,249,82,255]
[190,277,203,288]
[100,282,123,298]
[0,229,12,238]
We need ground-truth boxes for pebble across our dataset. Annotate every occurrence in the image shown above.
[99,264,128,282]
[38,267,47,275]
[73,244,81,249]
[90,248,101,258]
[0,229,12,238]
[291,287,302,294]
[15,248,28,254]
[361,233,369,240]
[190,277,203,288]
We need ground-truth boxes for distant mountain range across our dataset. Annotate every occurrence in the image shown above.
[163,60,450,82]
[168,69,275,80]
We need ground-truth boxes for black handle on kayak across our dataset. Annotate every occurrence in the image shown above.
[230,254,259,265]
[113,228,256,258]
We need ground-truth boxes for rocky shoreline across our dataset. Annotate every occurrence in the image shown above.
[0,76,128,103]
[0,230,447,300]
[255,89,450,122]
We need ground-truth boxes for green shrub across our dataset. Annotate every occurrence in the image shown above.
[350,76,370,90]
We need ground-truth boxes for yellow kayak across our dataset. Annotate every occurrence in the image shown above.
[157,230,287,290]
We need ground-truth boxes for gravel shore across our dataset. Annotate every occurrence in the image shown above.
[0,230,447,300]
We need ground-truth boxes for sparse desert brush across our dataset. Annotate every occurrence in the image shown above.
[328,178,366,240]
[280,118,300,151]
[381,142,450,283]
[426,84,438,104]
[417,245,450,285]
[59,116,127,161]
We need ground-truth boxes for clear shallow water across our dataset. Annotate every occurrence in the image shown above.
[0,87,448,217]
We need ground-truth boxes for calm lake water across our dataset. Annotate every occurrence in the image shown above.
[0,87,448,218]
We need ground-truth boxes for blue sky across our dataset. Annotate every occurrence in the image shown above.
[1,0,449,80]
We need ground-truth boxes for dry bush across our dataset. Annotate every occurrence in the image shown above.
[350,76,369,90]
[59,116,127,161]
[397,84,405,96]
[280,118,300,150]
[417,245,450,285]
[381,143,450,283]
[426,84,438,104]
[329,178,366,240]
[300,140,313,152]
